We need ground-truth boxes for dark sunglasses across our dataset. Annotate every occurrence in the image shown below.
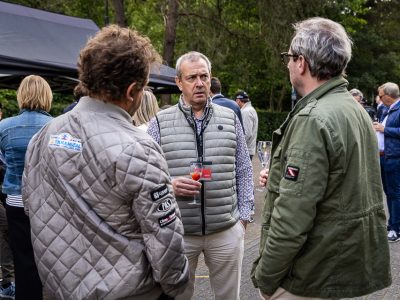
[280,52,299,65]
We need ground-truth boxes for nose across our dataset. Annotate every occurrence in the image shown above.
[195,76,204,86]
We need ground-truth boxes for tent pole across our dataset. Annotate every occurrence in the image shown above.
[104,0,109,25]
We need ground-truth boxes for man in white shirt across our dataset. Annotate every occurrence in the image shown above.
[235,90,258,159]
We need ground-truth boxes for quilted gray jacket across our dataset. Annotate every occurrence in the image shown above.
[22,97,189,300]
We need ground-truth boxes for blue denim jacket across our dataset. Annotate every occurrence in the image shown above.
[0,110,52,195]
[384,100,400,159]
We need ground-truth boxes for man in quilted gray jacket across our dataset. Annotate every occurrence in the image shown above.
[22,25,188,300]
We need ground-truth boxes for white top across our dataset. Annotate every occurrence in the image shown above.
[241,102,258,155]
[137,123,149,131]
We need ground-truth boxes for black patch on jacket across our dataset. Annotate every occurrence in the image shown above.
[157,199,172,212]
[151,184,169,201]
[285,165,300,181]
[158,209,176,227]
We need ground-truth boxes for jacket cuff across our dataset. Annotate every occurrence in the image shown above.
[253,265,280,296]
[162,258,189,297]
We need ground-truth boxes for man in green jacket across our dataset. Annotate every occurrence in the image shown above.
[252,17,391,299]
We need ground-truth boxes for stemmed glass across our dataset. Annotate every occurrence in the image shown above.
[256,141,272,192]
[189,162,202,205]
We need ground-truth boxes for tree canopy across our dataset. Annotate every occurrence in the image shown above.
[2,0,400,113]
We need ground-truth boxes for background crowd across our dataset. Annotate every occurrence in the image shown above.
[0,15,397,300]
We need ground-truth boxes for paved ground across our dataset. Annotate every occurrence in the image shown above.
[2,161,398,299]
[193,161,400,300]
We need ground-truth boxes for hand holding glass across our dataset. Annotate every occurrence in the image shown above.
[256,141,272,191]
[189,162,202,205]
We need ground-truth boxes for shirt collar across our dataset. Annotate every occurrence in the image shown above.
[179,95,212,120]
[390,99,400,109]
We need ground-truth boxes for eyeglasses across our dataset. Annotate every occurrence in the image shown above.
[280,52,299,65]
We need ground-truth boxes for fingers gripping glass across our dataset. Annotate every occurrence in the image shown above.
[256,141,272,192]
[189,162,203,205]
[280,52,299,65]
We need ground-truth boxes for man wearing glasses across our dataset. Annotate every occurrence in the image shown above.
[373,82,400,242]
[252,17,391,300]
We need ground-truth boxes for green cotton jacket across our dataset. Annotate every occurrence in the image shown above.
[251,77,391,298]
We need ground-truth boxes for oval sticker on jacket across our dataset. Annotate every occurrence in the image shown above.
[157,199,172,212]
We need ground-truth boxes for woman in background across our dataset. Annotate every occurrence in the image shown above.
[133,89,159,131]
[0,75,53,300]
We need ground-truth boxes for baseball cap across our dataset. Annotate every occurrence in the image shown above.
[235,90,249,101]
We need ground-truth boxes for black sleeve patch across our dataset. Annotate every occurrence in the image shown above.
[151,184,169,201]
[158,209,176,227]
[157,199,173,212]
[284,165,300,181]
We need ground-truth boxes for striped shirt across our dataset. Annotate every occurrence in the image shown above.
[6,194,24,208]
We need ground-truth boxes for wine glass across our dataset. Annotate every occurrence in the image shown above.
[256,141,272,192]
[189,162,202,205]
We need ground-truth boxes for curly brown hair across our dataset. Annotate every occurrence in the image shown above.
[78,25,161,102]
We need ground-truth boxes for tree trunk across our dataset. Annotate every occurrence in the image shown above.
[161,0,179,106]
[269,86,274,111]
[277,86,286,112]
[112,0,126,27]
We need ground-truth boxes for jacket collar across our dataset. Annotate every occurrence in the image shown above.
[19,109,51,117]
[211,94,224,100]
[388,99,400,113]
[178,95,212,121]
[76,96,133,124]
[292,76,348,115]
[242,101,252,109]
[271,76,348,155]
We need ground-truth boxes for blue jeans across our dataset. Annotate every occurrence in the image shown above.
[381,156,400,232]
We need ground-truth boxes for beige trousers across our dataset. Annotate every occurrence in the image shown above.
[267,287,338,300]
[176,221,245,300]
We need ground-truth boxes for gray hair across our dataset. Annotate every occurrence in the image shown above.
[290,17,352,80]
[349,88,363,98]
[175,51,212,78]
[379,82,400,99]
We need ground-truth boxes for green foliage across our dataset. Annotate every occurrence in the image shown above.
[257,110,288,141]
[4,0,400,112]
[50,93,75,116]
[346,0,400,102]
[0,89,73,118]
[125,0,166,54]
[0,90,19,118]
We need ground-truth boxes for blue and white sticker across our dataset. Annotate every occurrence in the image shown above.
[49,133,82,152]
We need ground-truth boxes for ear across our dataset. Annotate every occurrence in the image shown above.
[175,76,182,91]
[298,55,307,75]
[126,82,137,101]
